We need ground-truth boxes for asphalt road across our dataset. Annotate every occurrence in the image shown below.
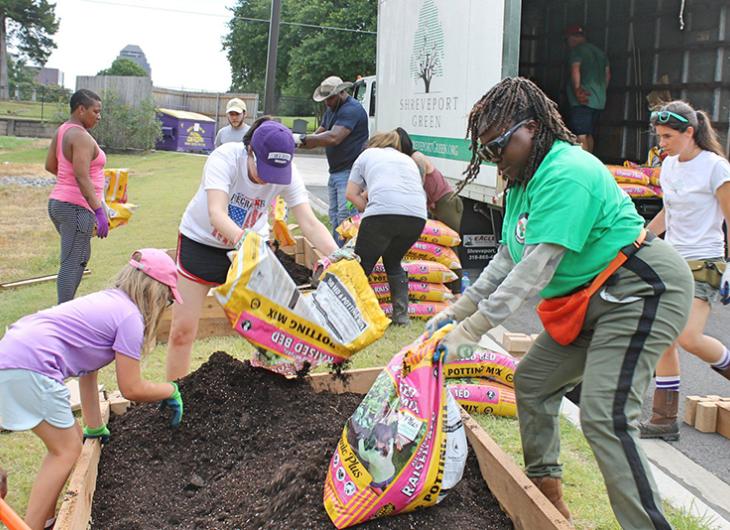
[296,153,730,487]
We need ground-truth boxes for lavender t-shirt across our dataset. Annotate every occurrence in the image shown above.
[0,289,143,383]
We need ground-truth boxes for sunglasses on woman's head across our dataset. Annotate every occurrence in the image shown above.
[477,119,531,162]
[651,110,689,124]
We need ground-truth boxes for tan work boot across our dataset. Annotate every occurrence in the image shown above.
[639,388,680,441]
[530,476,573,524]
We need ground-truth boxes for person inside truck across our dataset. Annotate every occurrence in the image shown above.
[427,77,692,528]
[294,76,369,246]
[638,101,730,442]
[564,24,610,153]
[166,117,338,380]
[395,127,464,233]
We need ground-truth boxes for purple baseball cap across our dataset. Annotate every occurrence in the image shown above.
[250,120,295,185]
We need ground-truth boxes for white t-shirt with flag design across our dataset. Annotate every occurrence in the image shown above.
[179,142,308,249]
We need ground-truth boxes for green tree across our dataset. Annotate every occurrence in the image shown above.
[223,0,375,107]
[0,0,60,99]
[97,58,148,77]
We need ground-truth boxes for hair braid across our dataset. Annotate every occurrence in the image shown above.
[461,77,577,191]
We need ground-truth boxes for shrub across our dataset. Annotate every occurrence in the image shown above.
[91,90,161,151]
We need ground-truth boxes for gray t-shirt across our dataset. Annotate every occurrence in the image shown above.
[348,147,427,220]
[214,123,251,147]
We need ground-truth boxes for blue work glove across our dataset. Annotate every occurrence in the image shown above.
[720,264,730,305]
[160,382,183,428]
[93,206,109,238]
[424,295,478,336]
[83,424,110,444]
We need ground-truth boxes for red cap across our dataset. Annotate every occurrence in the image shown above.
[129,248,183,304]
[564,24,584,36]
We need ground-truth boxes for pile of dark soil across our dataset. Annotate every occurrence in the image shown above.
[274,248,312,286]
[92,352,512,529]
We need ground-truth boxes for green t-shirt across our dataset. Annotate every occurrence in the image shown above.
[567,42,609,110]
[502,141,644,299]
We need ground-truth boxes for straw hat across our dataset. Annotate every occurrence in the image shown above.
[312,76,353,102]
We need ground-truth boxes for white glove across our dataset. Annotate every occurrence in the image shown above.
[292,133,304,147]
[439,311,493,363]
[720,263,730,305]
[424,294,479,334]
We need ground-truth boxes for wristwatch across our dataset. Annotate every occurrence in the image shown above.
[300,134,307,147]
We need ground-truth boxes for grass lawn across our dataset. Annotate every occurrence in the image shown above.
[0,100,65,122]
[0,138,716,529]
[276,115,318,133]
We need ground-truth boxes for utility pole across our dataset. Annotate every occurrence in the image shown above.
[263,0,281,116]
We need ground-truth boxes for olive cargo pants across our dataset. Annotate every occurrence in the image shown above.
[515,237,693,530]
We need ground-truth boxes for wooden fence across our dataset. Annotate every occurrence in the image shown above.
[75,76,153,107]
[152,87,258,129]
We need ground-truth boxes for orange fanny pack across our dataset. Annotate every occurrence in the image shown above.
[537,229,648,346]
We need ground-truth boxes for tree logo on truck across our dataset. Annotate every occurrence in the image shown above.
[411,0,444,93]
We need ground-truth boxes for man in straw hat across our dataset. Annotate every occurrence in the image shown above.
[295,75,368,246]
[215,97,251,147]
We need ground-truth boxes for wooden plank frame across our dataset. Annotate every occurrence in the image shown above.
[57,368,570,530]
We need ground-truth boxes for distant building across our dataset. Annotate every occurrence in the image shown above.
[28,66,64,86]
[117,44,151,76]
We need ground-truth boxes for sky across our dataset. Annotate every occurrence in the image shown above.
[45,0,238,92]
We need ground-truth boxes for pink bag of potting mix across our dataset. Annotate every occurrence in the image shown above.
[369,260,459,284]
[324,326,467,528]
[369,281,455,302]
[447,378,517,417]
[418,219,461,247]
[379,301,449,320]
[405,241,462,270]
[443,349,517,387]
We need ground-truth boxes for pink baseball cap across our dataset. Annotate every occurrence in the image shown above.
[129,248,183,304]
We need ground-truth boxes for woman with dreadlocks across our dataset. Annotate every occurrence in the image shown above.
[428,77,693,528]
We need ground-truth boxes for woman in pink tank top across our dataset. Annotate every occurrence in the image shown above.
[45,89,109,304]
[395,128,464,232]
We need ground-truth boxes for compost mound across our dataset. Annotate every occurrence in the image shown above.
[92,352,512,529]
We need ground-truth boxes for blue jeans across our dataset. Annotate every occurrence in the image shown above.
[328,168,356,246]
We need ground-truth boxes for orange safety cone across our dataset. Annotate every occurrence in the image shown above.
[0,497,31,530]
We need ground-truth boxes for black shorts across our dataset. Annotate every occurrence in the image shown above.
[176,233,231,286]
[569,105,601,135]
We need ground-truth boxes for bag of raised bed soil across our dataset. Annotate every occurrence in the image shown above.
[379,300,450,320]
[369,281,455,302]
[214,231,389,375]
[443,349,517,387]
[324,326,467,528]
[369,260,459,284]
[447,378,517,417]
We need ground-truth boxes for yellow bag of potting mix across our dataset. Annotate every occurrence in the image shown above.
[606,165,650,186]
[105,201,136,230]
[271,195,296,246]
[324,326,467,528]
[447,378,517,417]
[369,260,459,284]
[104,168,128,203]
[103,168,134,230]
[214,231,389,375]
[336,214,362,241]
